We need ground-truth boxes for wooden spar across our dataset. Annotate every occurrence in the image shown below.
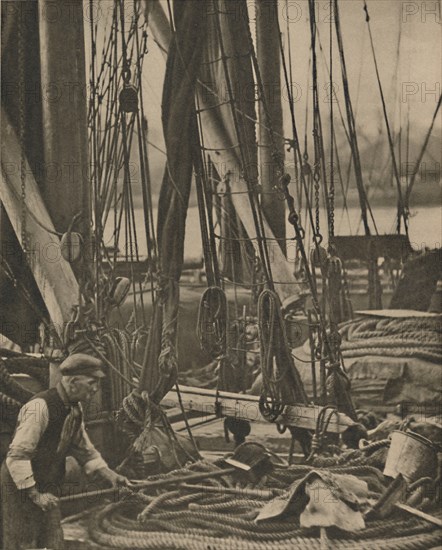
[162,385,357,434]
[256,0,286,255]
[38,0,91,243]
[146,1,299,302]
[0,108,79,336]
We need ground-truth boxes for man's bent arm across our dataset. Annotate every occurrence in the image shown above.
[6,398,49,489]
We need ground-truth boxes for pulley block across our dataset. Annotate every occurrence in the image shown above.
[310,245,328,268]
[60,231,82,262]
[108,276,131,307]
[119,84,139,113]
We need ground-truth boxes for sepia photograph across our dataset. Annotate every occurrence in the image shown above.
[0,0,441,548]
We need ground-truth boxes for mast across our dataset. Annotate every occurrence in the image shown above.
[38,0,91,255]
[255,0,286,255]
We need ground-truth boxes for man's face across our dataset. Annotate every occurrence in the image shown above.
[70,375,100,403]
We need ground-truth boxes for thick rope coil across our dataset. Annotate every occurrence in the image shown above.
[0,359,33,403]
[339,316,442,364]
[258,289,308,406]
[89,497,442,549]
[196,286,227,358]
[3,356,49,386]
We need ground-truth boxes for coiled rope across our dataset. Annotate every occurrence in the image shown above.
[89,486,440,549]
[339,316,442,363]
[196,287,227,359]
[258,289,308,405]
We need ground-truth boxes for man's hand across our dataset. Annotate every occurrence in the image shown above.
[95,467,128,488]
[26,486,59,512]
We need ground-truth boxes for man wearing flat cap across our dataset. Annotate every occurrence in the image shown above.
[1,353,127,549]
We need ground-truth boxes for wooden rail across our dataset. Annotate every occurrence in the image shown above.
[163,385,357,434]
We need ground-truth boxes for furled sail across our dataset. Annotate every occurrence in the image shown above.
[139,1,208,400]
[148,0,300,301]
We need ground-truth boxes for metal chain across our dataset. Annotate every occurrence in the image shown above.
[18,8,27,254]
[329,170,335,239]
[313,162,321,239]
[329,0,335,240]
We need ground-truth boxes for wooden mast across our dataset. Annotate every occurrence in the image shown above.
[255,0,286,256]
[38,0,91,255]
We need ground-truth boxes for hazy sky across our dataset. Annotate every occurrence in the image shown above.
[87,0,441,186]
[135,0,441,178]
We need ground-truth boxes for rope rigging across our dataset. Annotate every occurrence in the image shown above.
[362,0,409,237]
[333,0,375,236]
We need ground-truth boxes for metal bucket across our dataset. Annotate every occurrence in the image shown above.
[383,430,438,483]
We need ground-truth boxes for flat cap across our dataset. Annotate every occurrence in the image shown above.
[59,353,105,378]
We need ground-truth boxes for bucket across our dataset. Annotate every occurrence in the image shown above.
[383,430,438,483]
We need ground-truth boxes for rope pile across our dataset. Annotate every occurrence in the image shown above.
[88,461,441,549]
[339,316,442,363]
[258,289,308,405]
[0,355,49,428]
[115,391,199,478]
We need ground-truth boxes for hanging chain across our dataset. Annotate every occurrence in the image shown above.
[329,170,335,239]
[18,8,27,255]
[329,0,335,240]
[119,0,131,85]
[313,161,321,240]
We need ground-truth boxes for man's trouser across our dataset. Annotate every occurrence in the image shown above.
[1,461,64,550]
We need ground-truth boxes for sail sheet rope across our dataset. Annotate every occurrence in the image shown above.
[362,1,408,237]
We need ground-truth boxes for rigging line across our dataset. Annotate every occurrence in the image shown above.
[329,0,335,239]
[304,54,312,157]
[129,2,150,321]
[195,98,221,287]
[395,17,403,184]
[113,113,137,268]
[134,8,158,263]
[275,13,339,364]
[193,111,216,288]
[308,0,330,233]
[363,0,408,237]
[90,0,103,319]
[146,140,166,156]
[111,5,119,269]
[316,26,351,233]
[196,80,287,145]
[405,98,411,190]
[277,15,324,246]
[101,110,138,231]
[406,93,442,206]
[284,0,299,186]
[316,31,351,156]
[334,0,372,236]
[333,125,352,234]
[85,336,136,387]
[98,50,123,204]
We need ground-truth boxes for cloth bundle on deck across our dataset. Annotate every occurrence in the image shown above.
[256,470,370,530]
